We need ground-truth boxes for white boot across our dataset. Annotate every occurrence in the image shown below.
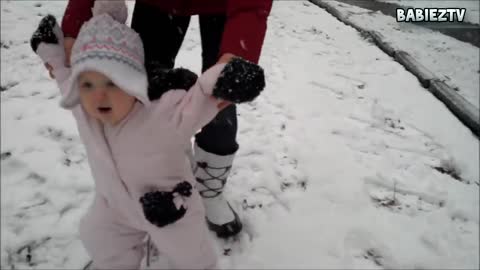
[193,143,242,238]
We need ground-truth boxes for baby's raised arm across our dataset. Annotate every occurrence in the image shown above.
[171,58,266,137]
[31,15,71,98]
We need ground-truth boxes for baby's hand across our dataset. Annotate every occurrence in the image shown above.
[30,15,60,53]
[31,14,65,76]
[148,67,198,101]
[211,57,265,103]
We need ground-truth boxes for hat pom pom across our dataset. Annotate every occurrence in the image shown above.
[92,0,128,24]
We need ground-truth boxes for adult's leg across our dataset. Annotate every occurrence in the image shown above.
[131,1,190,72]
[131,2,192,100]
[196,15,238,155]
[193,15,242,238]
[199,15,225,73]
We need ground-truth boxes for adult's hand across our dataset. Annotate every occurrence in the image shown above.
[45,63,55,79]
[43,37,76,79]
[217,53,236,64]
[215,53,237,110]
[64,37,76,67]
[217,99,232,110]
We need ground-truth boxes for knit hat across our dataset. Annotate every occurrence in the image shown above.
[61,1,149,109]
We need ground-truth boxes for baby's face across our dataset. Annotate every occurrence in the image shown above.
[78,71,136,126]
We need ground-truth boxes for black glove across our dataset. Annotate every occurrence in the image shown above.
[30,14,59,53]
[139,181,193,228]
[147,65,198,101]
[212,57,265,103]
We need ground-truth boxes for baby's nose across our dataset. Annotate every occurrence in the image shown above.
[93,88,108,102]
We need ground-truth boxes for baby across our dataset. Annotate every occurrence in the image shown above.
[30,2,265,269]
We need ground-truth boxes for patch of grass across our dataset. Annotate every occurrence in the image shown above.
[432,158,468,184]
[364,248,384,267]
[1,151,12,160]
[0,82,19,92]
[1,41,10,49]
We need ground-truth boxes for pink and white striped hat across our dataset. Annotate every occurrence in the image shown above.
[61,1,149,109]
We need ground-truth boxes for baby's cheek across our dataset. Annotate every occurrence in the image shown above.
[119,97,136,113]
[79,94,92,110]
[111,99,134,123]
[80,101,99,119]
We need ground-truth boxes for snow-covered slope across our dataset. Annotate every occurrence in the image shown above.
[320,1,480,110]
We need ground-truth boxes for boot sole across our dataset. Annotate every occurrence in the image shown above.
[206,202,243,239]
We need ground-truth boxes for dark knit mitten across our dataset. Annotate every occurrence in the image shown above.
[139,181,193,228]
[212,57,265,103]
[30,14,59,53]
[147,65,198,101]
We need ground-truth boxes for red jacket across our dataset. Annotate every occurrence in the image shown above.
[61,0,272,63]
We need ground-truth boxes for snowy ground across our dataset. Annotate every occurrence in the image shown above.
[377,0,480,25]
[325,0,480,110]
[1,1,479,269]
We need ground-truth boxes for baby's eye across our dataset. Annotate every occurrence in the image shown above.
[106,80,118,88]
[80,81,93,89]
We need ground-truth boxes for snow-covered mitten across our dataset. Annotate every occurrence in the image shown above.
[193,143,242,238]
[147,65,198,101]
[212,57,265,103]
[140,181,193,228]
[30,14,65,70]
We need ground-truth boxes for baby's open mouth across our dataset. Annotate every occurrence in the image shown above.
[98,107,112,113]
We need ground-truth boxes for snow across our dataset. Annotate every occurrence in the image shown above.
[1,1,479,269]
[327,1,480,110]
[377,0,480,25]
